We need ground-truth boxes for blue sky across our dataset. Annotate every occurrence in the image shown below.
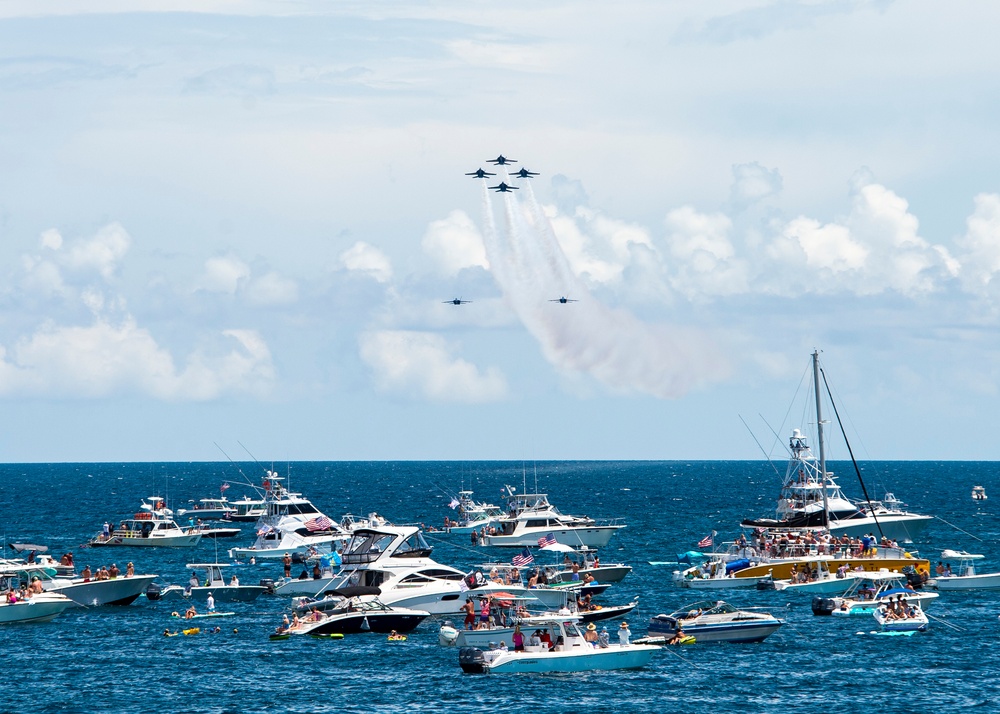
[1,1,999,462]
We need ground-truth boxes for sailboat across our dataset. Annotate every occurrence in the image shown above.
[741,351,933,543]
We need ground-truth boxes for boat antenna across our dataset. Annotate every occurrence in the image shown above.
[819,364,884,540]
[811,350,831,532]
[739,415,781,477]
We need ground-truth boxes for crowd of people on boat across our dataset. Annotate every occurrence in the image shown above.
[79,562,134,581]
[879,594,919,621]
[744,529,904,560]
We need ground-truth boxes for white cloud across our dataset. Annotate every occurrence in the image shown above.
[40,229,63,250]
[421,210,488,275]
[340,242,393,283]
[62,222,131,279]
[246,271,299,307]
[665,206,748,298]
[954,193,1000,295]
[358,330,507,403]
[728,161,783,210]
[199,255,251,294]
[0,318,274,400]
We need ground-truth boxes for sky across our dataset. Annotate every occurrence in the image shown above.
[1,0,999,463]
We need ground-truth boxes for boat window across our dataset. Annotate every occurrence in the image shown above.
[286,503,320,516]
[399,574,434,584]
[397,532,429,553]
[419,569,464,581]
[525,520,548,528]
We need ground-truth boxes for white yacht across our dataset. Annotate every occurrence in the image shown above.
[0,571,74,624]
[482,492,624,549]
[9,563,157,607]
[228,476,345,560]
[445,491,504,534]
[89,498,203,548]
[741,352,933,543]
[177,496,234,520]
[225,496,266,522]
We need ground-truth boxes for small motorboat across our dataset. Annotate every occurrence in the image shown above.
[647,600,783,643]
[812,570,938,616]
[972,486,987,501]
[931,550,1000,591]
[873,600,928,632]
[288,587,430,635]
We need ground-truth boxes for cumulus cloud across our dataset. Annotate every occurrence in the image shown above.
[358,330,507,403]
[728,161,782,211]
[0,318,274,400]
[422,210,488,275]
[954,193,1000,295]
[62,222,131,279]
[199,255,251,294]
[340,241,393,283]
[665,206,748,298]
[245,271,299,306]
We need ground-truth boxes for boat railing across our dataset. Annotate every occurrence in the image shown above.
[719,541,915,563]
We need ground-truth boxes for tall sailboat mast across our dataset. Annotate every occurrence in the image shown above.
[812,350,830,530]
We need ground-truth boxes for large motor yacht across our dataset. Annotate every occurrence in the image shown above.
[482,492,625,549]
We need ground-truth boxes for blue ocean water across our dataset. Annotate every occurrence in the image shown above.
[1,460,997,713]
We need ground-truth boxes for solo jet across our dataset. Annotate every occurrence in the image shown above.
[488,182,518,193]
[465,168,496,179]
[444,298,472,305]
[513,168,539,179]
[486,155,517,165]
[550,297,578,304]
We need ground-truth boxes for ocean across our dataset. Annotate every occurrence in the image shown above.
[0,460,997,713]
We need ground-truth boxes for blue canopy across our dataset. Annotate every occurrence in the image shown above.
[676,551,707,565]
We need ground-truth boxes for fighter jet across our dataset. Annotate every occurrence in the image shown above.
[488,182,519,193]
[549,297,578,304]
[513,168,539,179]
[486,155,517,165]
[465,168,496,179]
[443,298,472,305]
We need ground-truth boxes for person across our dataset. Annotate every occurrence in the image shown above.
[462,597,476,630]
[108,563,119,579]
[189,573,200,589]
[570,563,581,581]
[582,572,596,586]
[527,570,539,588]
[249,556,256,566]
[668,628,687,645]
[498,640,508,651]
[206,592,215,613]
[593,555,600,569]
[618,621,631,646]
[479,596,491,629]
[313,562,322,580]
[539,629,553,650]
[511,625,524,651]
[311,607,323,622]
[29,577,44,595]
[292,613,301,629]
[471,530,478,546]
[584,622,599,645]
[597,627,610,648]
[230,573,239,587]
[102,521,110,540]
[185,605,197,619]
[528,629,542,647]
[283,552,292,578]
[126,562,134,577]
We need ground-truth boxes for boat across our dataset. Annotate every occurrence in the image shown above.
[972,486,987,501]
[228,476,346,560]
[444,491,505,534]
[0,572,74,624]
[270,551,344,597]
[171,611,236,620]
[224,495,267,522]
[646,600,784,643]
[741,352,933,543]
[930,550,1000,591]
[177,495,235,520]
[286,586,429,635]
[481,492,625,549]
[88,498,203,548]
[188,524,241,539]
[536,543,632,584]
[6,562,157,607]
[145,563,266,602]
[872,600,928,632]
[458,615,659,674]
[772,560,861,595]
[811,570,939,616]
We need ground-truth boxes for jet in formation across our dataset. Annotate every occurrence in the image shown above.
[443,298,472,305]
[465,168,496,179]
[513,168,539,179]
[487,155,517,165]
[489,182,518,193]
[550,297,578,304]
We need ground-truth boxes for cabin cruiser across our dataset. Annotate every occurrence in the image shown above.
[88,498,203,548]
[647,600,783,643]
[0,571,74,624]
[458,615,659,673]
[146,563,266,603]
[287,586,429,635]
[445,491,504,534]
[224,496,266,522]
[481,492,625,549]
[228,477,345,560]
[177,497,234,520]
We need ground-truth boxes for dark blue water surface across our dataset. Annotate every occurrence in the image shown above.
[1,460,998,713]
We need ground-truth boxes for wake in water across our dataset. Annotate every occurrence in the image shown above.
[480,171,728,397]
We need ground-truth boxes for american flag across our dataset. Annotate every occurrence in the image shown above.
[305,516,334,532]
[220,482,230,493]
[537,533,557,548]
[448,498,460,509]
[511,548,534,567]
[697,531,715,549]
[256,524,275,536]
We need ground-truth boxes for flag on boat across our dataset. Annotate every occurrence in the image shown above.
[538,533,557,548]
[220,482,230,493]
[256,524,275,536]
[511,548,534,567]
[448,498,460,509]
[697,532,716,549]
[305,516,334,532]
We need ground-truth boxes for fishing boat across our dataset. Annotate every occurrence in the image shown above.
[444,491,505,534]
[0,572,74,624]
[177,495,235,520]
[812,570,938,616]
[88,498,203,548]
[930,550,1000,591]
[286,586,429,635]
[741,352,933,543]
[224,496,266,522]
[972,486,987,501]
[145,563,266,602]
[646,600,784,643]
[7,563,157,607]
[537,543,632,584]
[481,492,625,549]
[458,615,659,674]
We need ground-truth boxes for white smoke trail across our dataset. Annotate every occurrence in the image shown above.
[479,178,728,398]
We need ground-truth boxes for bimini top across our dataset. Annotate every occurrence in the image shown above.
[340,526,432,565]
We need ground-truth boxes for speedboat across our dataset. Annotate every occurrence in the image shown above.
[88,498,203,548]
[647,600,784,643]
[458,615,659,673]
[873,600,928,632]
[0,572,74,624]
[741,352,933,543]
[538,544,632,584]
[177,496,234,520]
[146,563,266,603]
[931,550,1000,591]
[228,476,346,560]
[482,492,625,549]
[7,563,156,607]
[286,586,429,635]
[972,486,987,501]
[811,570,938,616]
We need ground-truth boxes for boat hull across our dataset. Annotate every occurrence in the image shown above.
[465,644,658,673]
[90,534,202,547]
[47,575,158,607]
[647,619,782,644]
[485,526,623,549]
[0,594,73,624]
[156,585,267,603]
[301,611,428,635]
[933,573,1000,591]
